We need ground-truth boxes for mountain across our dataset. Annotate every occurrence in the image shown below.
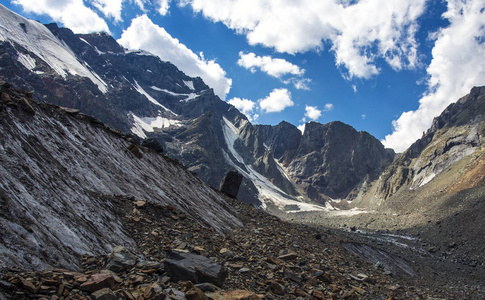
[365,86,485,206]
[0,4,395,212]
[1,86,484,299]
[0,82,242,271]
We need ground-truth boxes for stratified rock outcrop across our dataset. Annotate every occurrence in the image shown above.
[0,83,242,271]
[373,86,485,201]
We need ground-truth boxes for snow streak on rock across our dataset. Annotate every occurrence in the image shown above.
[0,92,242,271]
[221,117,327,213]
[0,4,108,93]
[150,85,201,102]
[130,112,182,139]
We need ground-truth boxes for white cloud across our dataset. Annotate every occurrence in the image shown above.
[238,52,304,78]
[158,0,171,15]
[382,0,485,152]
[132,0,148,11]
[183,0,426,80]
[92,0,123,21]
[13,0,110,33]
[238,52,311,89]
[324,103,334,111]
[362,114,367,120]
[118,14,232,99]
[284,78,311,90]
[259,88,294,113]
[228,97,257,121]
[304,106,322,121]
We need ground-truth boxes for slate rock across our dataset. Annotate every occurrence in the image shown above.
[142,138,164,153]
[91,287,116,300]
[105,246,138,272]
[278,252,298,261]
[185,287,209,300]
[144,283,165,300]
[268,280,285,296]
[164,250,228,287]
[195,283,219,293]
[79,273,115,293]
[222,289,259,299]
[128,143,143,159]
[219,171,243,198]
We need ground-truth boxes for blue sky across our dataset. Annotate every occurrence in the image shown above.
[2,0,485,152]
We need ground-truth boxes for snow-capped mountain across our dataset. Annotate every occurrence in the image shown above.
[0,4,394,212]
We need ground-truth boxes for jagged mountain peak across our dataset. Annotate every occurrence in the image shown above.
[0,4,396,211]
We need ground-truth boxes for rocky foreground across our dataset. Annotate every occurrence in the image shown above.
[1,193,484,300]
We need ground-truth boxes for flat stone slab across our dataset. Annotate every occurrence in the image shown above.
[164,250,228,287]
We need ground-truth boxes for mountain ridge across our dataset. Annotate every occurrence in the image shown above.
[0,3,395,211]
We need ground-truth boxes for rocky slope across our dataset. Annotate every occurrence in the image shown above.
[0,4,394,212]
[2,184,485,299]
[288,87,485,277]
[0,82,242,271]
[355,86,485,210]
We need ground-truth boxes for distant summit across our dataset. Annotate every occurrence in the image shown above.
[0,4,395,212]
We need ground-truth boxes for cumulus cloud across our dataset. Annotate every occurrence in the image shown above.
[158,0,171,15]
[228,97,257,121]
[238,52,304,78]
[183,0,426,80]
[118,15,232,99]
[13,0,110,33]
[324,103,334,111]
[289,78,311,90]
[238,52,311,90]
[259,88,294,113]
[382,0,485,152]
[304,106,322,121]
[92,0,123,21]
[132,0,148,11]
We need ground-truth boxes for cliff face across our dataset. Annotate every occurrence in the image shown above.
[371,86,485,203]
[287,121,395,202]
[0,83,242,271]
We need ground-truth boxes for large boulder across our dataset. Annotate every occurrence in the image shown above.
[219,171,243,198]
[105,246,138,272]
[164,251,228,287]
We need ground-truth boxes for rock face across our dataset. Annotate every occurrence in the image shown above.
[0,83,242,271]
[0,4,395,210]
[372,86,485,202]
[287,121,395,202]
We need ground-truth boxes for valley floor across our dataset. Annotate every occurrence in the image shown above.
[1,193,485,299]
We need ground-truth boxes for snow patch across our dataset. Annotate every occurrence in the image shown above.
[0,6,108,93]
[17,52,36,70]
[150,86,201,102]
[133,81,176,115]
[221,117,327,213]
[183,80,195,90]
[79,38,91,46]
[130,113,181,139]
